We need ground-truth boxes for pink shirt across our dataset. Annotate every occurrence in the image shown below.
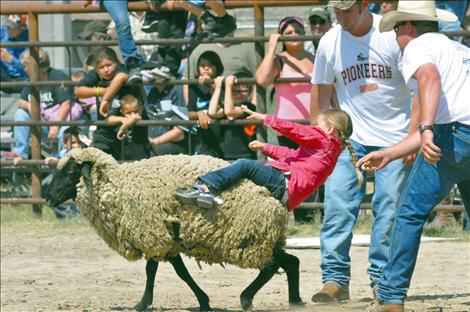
[274,65,311,121]
[262,115,342,211]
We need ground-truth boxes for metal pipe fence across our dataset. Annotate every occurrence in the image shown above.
[1,1,468,215]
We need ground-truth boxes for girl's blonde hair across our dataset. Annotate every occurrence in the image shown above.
[321,109,364,188]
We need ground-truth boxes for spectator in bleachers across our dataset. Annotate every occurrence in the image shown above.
[146,83,190,156]
[0,15,28,94]
[208,71,257,160]
[71,70,97,136]
[109,93,150,161]
[74,47,145,160]
[305,7,333,55]
[5,49,82,165]
[256,16,314,149]
[186,11,257,104]
[85,0,144,83]
[77,20,112,72]
[188,50,224,157]
[44,126,88,219]
[143,1,236,39]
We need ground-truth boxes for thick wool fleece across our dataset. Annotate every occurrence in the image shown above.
[58,148,289,269]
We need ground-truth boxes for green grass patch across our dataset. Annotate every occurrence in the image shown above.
[286,210,470,241]
[0,204,89,231]
[2,205,469,241]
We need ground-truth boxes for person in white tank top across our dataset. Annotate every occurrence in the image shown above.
[309,0,418,303]
[356,1,467,311]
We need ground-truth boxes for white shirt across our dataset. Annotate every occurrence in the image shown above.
[312,13,411,147]
[402,33,470,126]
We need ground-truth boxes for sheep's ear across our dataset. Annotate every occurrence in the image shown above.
[81,162,92,184]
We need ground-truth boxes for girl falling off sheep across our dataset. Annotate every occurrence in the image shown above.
[175,107,363,209]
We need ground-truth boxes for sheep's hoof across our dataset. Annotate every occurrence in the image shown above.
[289,298,306,307]
[199,305,212,312]
[134,298,151,311]
[240,296,253,311]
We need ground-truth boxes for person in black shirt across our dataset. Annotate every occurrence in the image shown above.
[187,51,224,157]
[208,70,257,160]
[109,93,150,161]
[146,84,189,155]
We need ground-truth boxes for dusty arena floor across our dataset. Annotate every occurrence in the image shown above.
[1,228,469,312]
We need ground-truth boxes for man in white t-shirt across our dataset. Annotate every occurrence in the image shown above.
[310,0,416,302]
[356,2,467,311]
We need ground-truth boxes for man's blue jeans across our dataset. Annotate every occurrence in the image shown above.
[320,140,411,289]
[378,122,470,304]
[12,109,66,158]
[102,0,142,65]
[199,159,287,201]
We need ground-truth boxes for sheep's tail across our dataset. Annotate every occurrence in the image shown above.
[58,147,119,170]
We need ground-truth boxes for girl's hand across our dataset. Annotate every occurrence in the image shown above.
[213,76,224,89]
[249,140,265,151]
[267,33,281,52]
[198,75,211,85]
[100,99,109,117]
[356,150,391,173]
[197,111,211,129]
[225,75,236,87]
[241,105,266,121]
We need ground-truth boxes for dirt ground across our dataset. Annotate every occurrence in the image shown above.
[1,228,469,312]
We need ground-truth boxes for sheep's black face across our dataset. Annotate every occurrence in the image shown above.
[45,159,84,207]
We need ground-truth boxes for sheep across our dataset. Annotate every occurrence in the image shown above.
[45,147,304,311]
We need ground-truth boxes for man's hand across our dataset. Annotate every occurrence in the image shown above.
[356,150,391,173]
[241,105,266,121]
[249,140,265,151]
[420,130,441,163]
[197,111,211,129]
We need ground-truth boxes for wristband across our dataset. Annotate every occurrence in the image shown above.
[96,87,101,97]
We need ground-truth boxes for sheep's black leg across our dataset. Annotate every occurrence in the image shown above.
[134,258,158,311]
[275,249,304,306]
[240,260,280,311]
[168,254,211,311]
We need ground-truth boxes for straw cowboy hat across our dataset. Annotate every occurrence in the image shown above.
[379,0,458,32]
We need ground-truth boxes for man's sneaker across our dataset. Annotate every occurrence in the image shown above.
[175,184,207,206]
[145,66,175,80]
[128,66,142,83]
[196,193,223,209]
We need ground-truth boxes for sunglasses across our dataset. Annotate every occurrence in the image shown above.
[309,18,327,26]
[393,21,407,33]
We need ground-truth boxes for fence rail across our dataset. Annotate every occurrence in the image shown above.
[1,1,468,216]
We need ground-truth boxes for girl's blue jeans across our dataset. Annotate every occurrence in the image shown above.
[378,122,470,304]
[199,159,287,201]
